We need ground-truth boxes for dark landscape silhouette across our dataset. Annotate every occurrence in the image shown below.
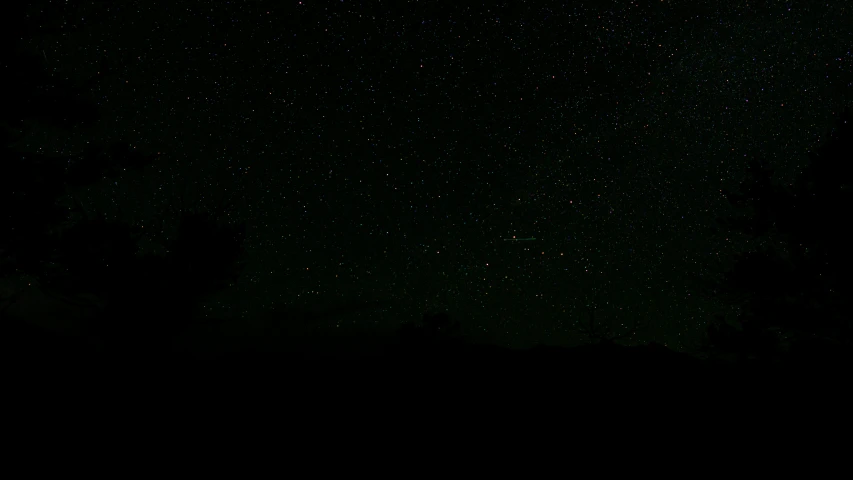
[3,3,852,388]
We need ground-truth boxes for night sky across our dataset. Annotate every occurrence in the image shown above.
[20,0,853,350]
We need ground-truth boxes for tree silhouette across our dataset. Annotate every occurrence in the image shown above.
[710,107,853,362]
[1,10,246,355]
[41,206,248,352]
[1,13,105,313]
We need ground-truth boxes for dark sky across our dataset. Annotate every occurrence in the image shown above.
[20,0,853,349]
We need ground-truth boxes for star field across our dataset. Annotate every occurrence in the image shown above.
[22,0,853,349]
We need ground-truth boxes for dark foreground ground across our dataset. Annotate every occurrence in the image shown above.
[8,317,853,441]
[8,312,851,392]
